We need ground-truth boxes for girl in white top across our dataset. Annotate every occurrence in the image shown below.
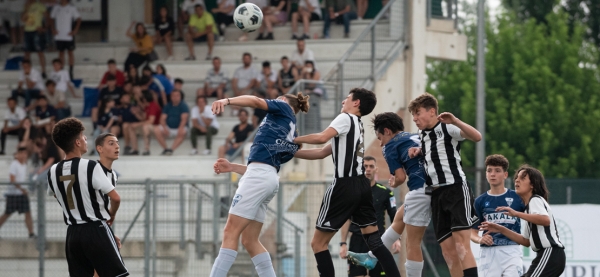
[49,58,77,97]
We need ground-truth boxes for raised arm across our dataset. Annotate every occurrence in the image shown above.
[212,96,268,115]
[438,112,482,142]
[294,144,332,160]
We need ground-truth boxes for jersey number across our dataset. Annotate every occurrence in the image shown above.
[59,175,77,210]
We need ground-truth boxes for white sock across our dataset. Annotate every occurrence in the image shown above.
[251,252,276,277]
[405,260,424,277]
[381,227,402,251]
[209,248,238,277]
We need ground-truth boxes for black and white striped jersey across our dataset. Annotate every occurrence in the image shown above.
[420,122,467,187]
[522,195,564,252]
[329,113,365,178]
[47,158,115,225]
[99,162,118,216]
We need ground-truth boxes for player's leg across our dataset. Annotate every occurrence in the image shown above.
[447,182,478,276]
[433,187,464,277]
[65,225,96,277]
[404,188,432,277]
[405,225,427,277]
[312,229,338,276]
[210,213,252,277]
[347,232,369,277]
[500,246,524,277]
[522,247,565,277]
[89,221,129,277]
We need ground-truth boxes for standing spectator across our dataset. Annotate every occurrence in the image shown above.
[290,38,315,73]
[7,0,26,52]
[98,59,126,89]
[256,61,278,99]
[255,0,287,40]
[125,21,154,71]
[49,0,81,79]
[323,0,357,39]
[12,59,44,109]
[1,97,26,155]
[277,56,298,94]
[197,56,227,99]
[22,0,49,77]
[190,96,219,155]
[184,4,217,61]
[154,6,174,60]
[232,52,259,99]
[153,90,189,155]
[44,80,70,120]
[34,95,56,135]
[217,108,254,158]
[211,0,235,38]
[49,58,77,98]
[129,91,161,155]
[290,0,321,39]
[0,147,35,238]
[177,0,205,41]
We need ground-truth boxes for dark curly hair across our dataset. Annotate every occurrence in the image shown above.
[52,118,85,153]
[349,88,377,116]
[485,154,509,172]
[372,112,404,135]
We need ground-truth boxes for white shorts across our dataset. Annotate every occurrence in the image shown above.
[403,187,432,227]
[158,125,188,138]
[229,163,279,223]
[478,245,523,277]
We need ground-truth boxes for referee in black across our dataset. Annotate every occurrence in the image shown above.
[48,118,129,277]
[340,156,397,277]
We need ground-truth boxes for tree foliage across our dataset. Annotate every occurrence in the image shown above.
[426,11,600,178]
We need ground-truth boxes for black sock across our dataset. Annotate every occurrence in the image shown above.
[464,267,478,277]
[314,250,335,277]
[69,66,74,79]
[371,246,401,277]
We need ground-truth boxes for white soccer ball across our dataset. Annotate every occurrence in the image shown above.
[233,3,264,33]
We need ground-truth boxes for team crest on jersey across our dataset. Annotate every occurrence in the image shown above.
[505,197,514,207]
[436,130,443,138]
[485,201,490,207]
[232,194,243,207]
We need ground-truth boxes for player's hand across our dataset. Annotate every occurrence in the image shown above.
[437,112,458,125]
[496,206,519,217]
[214,158,233,174]
[212,99,228,115]
[114,235,122,249]
[479,234,493,246]
[388,175,398,188]
[391,240,401,254]
[408,147,421,158]
[479,221,503,233]
[107,214,116,226]
[339,244,348,259]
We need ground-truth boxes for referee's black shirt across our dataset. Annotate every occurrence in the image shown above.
[350,183,397,233]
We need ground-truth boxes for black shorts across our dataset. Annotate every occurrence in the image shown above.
[315,176,377,232]
[5,195,30,214]
[66,221,129,277]
[431,182,477,242]
[348,232,384,276]
[24,31,46,52]
[523,247,565,277]
[55,40,75,51]
[309,12,321,21]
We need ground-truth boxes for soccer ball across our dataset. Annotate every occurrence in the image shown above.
[233,3,263,33]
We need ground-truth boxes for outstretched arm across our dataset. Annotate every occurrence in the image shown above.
[294,127,338,145]
[214,158,248,175]
[479,221,530,247]
[294,144,332,160]
[212,96,268,115]
[438,112,482,142]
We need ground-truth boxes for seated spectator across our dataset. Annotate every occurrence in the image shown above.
[142,66,169,106]
[190,96,219,155]
[119,93,145,155]
[154,6,175,60]
[278,56,298,94]
[129,91,161,155]
[98,59,126,89]
[49,58,77,98]
[218,108,254,158]
[153,90,189,155]
[323,0,357,39]
[211,0,235,38]
[155,64,173,83]
[197,56,227,100]
[22,0,48,78]
[32,133,61,178]
[291,0,322,39]
[12,59,44,110]
[255,61,278,99]
[184,4,217,61]
[127,65,141,85]
[93,74,124,128]
[290,38,315,74]
[129,83,143,105]
[177,0,206,41]
[0,146,35,238]
[1,97,27,155]
[34,95,56,135]
[299,60,322,133]
[256,0,287,40]
[153,65,174,99]
[92,98,120,155]
[174,78,185,94]
[44,80,71,121]
[232,53,259,99]
[125,21,154,71]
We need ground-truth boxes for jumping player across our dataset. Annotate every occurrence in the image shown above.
[293,88,401,277]
[470,154,525,277]
[209,93,309,277]
[408,93,482,277]
[481,165,566,277]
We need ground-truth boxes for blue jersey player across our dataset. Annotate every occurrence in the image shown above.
[470,154,525,277]
[210,93,310,277]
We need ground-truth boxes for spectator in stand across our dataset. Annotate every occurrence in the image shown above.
[153,64,174,98]
[91,98,120,155]
[129,91,161,155]
[153,90,189,155]
[34,95,56,135]
[184,4,217,61]
[299,60,322,133]
[197,56,227,100]
[119,93,145,155]
[190,96,219,155]
[98,59,126,89]
[1,97,26,155]
[252,93,267,128]
[290,38,315,74]
[256,61,278,99]
[44,80,70,120]
[173,78,185,96]
[7,0,25,52]
[277,56,298,94]
[22,0,49,77]
[155,64,173,83]
[154,6,175,60]
[125,21,154,71]
[291,0,322,39]
[177,0,205,41]
[323,0,357,39]
[0,147,35,238]
[217,108,254,158]
[49,0,81,79]
[32,132,61,179]
[123,81,135,101]
[49,58,77,98]
[232,52,259,100]
[92,74,123,128]
[255,0,287,40]
[127,65,141,85]
[142,66,169,106]
[211,0,235,38]
[12,59,44,110]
